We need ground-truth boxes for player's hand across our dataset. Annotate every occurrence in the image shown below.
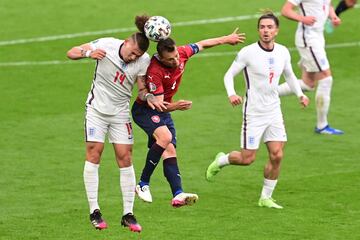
[301,16,316,26]
[90,49,107,60]
[331,16,341,27]
[299,95,310,108]
[147,95,169,112]
[176,100,192,111]
[227,28,246,45]
[229,95,242,107]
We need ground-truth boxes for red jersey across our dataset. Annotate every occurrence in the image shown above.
[140,44,199,103]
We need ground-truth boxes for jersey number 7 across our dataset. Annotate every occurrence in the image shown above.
[269,71,274,84]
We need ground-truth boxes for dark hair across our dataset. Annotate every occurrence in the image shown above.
[135,15,150,34]
[257,11,279,29]
[157,37,176,57]
[130,15,150,52]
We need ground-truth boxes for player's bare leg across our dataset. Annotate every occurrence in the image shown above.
[258,141,284,209]
[206,149,256,181]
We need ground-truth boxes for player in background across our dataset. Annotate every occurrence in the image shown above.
[132,29,245,207]
[277,0,344,135]
[67,15,166,232]
[206,12,310,209]
[325,0,357,32]
[335,0,357,14]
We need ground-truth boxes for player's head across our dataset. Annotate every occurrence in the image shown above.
[156,37,180,68]
[257,11,279,44]
[121,15,150,63]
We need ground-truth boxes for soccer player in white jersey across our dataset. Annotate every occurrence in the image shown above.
[278,0,344,135]
[67,15,166,232]
[205,12,310,209]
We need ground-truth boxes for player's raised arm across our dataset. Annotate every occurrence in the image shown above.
[195,28,246,52]
[281,1,316,26]
[67,43,106,60]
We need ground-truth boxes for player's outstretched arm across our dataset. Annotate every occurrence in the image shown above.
[281,1,316,26]
[67,43,106,60]
[195,28,246,52]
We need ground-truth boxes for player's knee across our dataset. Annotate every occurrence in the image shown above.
[86,152,101,163]
[157,133,172,146]
[302,80,316,90]
[116,151,132,166]
[86,146,102,163]
[242,154,256,165]
[270,150,283,165]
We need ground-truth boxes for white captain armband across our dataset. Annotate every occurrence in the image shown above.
[189,43,199,54]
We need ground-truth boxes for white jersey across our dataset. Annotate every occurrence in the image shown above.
[224,42,303,116]
[289,0,331,47]
[86,37,150,116]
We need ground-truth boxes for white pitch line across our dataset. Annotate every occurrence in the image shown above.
[1,5,359,47]
[0,41,359,67]
[0,13,277,47]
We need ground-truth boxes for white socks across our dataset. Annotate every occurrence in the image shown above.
[260,178,278,199]
[83,161,100,213]
[316,76,333,129]
[278,79,315,96]
[217,154,230,167]
[84,161,136,215]
[120,166,136,215]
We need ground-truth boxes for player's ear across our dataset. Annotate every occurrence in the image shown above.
[275,28,279,36]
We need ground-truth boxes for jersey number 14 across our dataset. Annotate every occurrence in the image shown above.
[114,71,126,85]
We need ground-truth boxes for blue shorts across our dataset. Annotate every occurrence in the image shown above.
[131,101,176,148]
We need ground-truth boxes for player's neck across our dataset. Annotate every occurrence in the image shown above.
[258,41,274,52]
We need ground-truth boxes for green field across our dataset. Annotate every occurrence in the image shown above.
[1,0,360,239]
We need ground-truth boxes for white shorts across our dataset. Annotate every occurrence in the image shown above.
[241,113,287,150]
[84,107,134,144]
[297,46,330,72]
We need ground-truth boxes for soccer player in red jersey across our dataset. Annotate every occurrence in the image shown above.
[131,29,245,207]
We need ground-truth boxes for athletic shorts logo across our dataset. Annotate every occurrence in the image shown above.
[249,136,255,145]
[320,58,327,66]
[149,82,157,92]
[151,115,160,123]
[89,127,95,137]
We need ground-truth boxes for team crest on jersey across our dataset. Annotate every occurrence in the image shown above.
[269,57,274,65]
[148,82,157,92]
[179,62,184,70]
[121,62,127,69]
[151,115,160,123]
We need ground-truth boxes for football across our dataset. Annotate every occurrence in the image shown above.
[144,16,171,42]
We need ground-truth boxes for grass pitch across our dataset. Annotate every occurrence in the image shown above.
[1,0,360,239]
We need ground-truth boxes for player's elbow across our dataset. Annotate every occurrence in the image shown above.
[281,3,292,18]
